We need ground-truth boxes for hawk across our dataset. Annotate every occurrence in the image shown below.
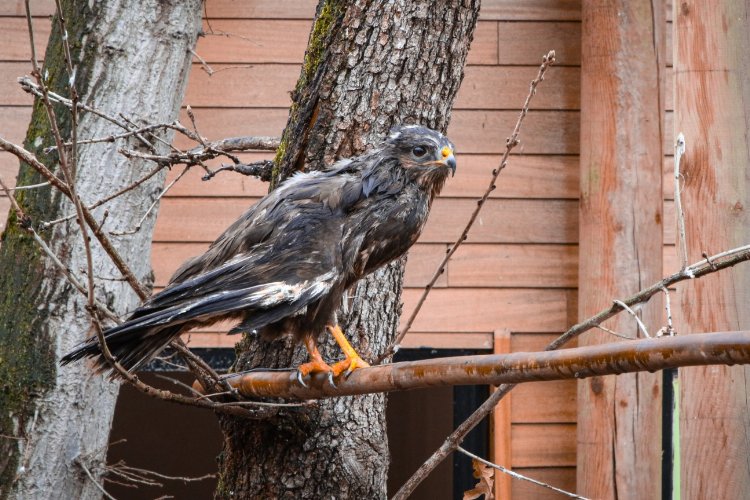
[62,125,456,382]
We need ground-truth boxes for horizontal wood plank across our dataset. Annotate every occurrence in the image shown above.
[444,154,579,199]
[153,197,580,244]
[511,467,578,499]
[400,288,573,333]
[449,244,578,288]
[196,19,309,64]
[481,0,582,21]
[0,17,51,62]
[456,66,580,110]
[173,108,289,149]
[468,21,499,65]
[172,108,580,155]
[186,65,575,110]
[512,423,576,467]
[0,1,54,16]
[198,0,581,21]
[447,110,580,155]
[497,22,581,66]
[181,64,581,110]
[400,332,493,350]
[513,380,577,423]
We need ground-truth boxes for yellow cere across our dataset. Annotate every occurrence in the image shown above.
[441,146,453,158]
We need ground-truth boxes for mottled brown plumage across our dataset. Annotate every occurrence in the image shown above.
[62,125,456,376]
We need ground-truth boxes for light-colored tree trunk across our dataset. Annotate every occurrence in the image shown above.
[577,1,665,498]
[673,1,750,497]
[215,0,479,497]
[0,1,202,498]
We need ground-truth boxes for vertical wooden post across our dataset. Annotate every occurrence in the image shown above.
[577,1,665,498]
[491,329,512,499]
[673,1,750,497]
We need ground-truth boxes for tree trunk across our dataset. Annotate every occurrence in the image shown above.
[216,0,479,497]
[577,1,665,498]
[673,1,750,497]
[0,1,202,498]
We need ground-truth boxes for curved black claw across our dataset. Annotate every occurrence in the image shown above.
[326,371,337,388]
[296,370,309,388]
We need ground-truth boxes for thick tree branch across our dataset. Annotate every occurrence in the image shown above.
[207,331,750,400]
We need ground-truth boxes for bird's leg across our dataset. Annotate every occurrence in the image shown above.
[327,324,370,377]
[296,335,335,387]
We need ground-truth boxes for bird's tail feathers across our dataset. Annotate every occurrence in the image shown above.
[60,324,183,375]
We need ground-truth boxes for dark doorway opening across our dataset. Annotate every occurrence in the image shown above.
[106,347,490,499]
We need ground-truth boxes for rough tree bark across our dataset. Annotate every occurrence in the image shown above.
[215,0,479,497]
[577,1,664,498]
[674,0,750,496]
[0,1,202,498]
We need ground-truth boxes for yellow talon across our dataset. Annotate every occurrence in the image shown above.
[327,324,370,377]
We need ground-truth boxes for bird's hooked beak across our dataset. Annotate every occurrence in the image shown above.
[439,146,457,176]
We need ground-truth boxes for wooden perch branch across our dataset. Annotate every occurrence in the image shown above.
[119,135,280,171]
[202,331,750,400]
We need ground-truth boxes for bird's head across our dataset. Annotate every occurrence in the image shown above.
[384,125,457,178]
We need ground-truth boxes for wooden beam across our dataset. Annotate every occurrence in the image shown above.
[673,1,750,496]
[578,1,665,498]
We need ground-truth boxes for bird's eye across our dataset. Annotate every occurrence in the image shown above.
[412,146,427,157]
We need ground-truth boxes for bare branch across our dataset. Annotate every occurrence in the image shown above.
[77,459,117,500]
[109,165,190,236]
[201,160,275,182]
[119,135,280,171]
[190,48,214,75]
[380,50,557,363]
[456,447,588,499]
[612,299,650,338]
[213,331,750,400]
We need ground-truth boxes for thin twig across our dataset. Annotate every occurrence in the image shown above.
[190,48,214,75]
[202,160,275,181]
[612,300,651,338]
[77,459,118,500]
[110,165,190,236]
[456,446,588,499]
[661,285,675,336]
[674,133,688,270]
[378,50,557,364]
[5,181,51,192]
[595,324,632,340]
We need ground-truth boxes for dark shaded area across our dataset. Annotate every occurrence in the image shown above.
[108,348,489,499]
[106,372,221,499]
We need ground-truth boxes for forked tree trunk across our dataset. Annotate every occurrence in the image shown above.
[0,1,202,498]
[216,1,479,497]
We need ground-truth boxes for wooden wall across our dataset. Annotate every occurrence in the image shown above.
[0,0,673,496]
